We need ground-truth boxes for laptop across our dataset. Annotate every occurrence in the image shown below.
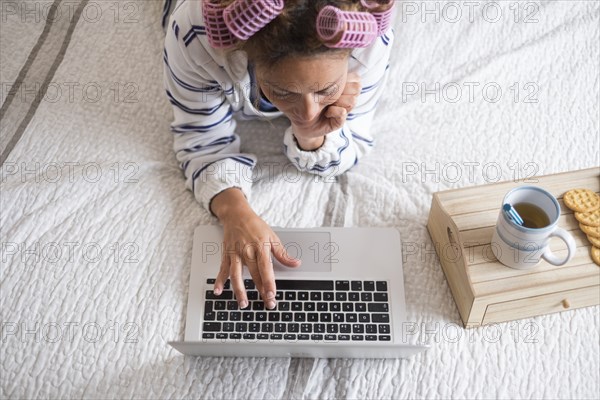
[169,225,428,358]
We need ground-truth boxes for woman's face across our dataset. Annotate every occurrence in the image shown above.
[255,55,349,127]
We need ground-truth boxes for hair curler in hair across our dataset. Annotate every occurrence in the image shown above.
[202,0,238,48]
[360,0,395,36]
[224,0,285,41]
[316,5,378,48]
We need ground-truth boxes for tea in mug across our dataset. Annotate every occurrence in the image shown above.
[513,202,551,228]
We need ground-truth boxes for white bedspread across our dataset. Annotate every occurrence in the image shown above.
[1,1,599,398]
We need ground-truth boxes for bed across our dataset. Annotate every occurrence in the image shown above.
[1,0,598,398]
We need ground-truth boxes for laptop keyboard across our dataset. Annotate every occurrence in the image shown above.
[202,279,392,342]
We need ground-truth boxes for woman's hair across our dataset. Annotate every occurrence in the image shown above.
[216,0,370,68]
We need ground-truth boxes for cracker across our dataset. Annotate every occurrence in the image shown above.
[563,189,599,213]
[591,246,600,266]
[574,208,600,227]
[588,235,600,248]
[580,223,600,238]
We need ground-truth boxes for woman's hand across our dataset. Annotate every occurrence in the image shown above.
[214,206,301,310]
[292,71,362,150]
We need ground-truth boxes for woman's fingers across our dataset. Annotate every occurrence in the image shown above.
[229,251,249,309]
[271,237,301,268]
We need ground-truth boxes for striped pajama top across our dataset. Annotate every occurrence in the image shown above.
[163,0,395,216]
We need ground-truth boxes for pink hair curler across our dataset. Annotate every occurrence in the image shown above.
[360,0,395,36]
[224,0,284,41]
[202,0,238,48]
[317,6,378,49]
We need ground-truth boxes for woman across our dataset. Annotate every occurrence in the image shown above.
[163,0,395,310]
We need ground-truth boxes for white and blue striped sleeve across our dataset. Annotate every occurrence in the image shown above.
[282,29,394,177]
[164,14,256,217]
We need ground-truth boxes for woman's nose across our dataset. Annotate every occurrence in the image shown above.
[296,95,321,122]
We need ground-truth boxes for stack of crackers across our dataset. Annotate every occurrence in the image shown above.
[563,188,600,266]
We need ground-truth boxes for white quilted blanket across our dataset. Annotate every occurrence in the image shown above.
[1,0,598,398]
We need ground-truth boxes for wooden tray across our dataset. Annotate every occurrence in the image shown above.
[426,167,600,327]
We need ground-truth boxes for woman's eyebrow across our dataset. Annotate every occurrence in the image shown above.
[265,76,343,94]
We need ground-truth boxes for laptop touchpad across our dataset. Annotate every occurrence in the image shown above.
[271,231,332,273]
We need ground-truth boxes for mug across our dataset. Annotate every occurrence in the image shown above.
[491,186,576,269]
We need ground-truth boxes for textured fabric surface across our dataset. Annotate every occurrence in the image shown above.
[1,1,599,399]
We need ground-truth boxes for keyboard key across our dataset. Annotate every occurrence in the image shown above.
[206,290,233,300]
[285,292,296,300]
[366,324,377,334]
[368,303,389,312]
[257,334,269,340]
[292,302,303,311]
[277,280,334,290]
[244,333,256,340]
[217,312,228,321]
[352,324,364,334]
[327,324,338,333]
[244,279,255,289]
[235,323,247,332]
[256,312,267,322]
[320,313,332,322]
[351,335,364,341]
[372,314,390,323]
[207,279,215,284]
[336,293,347,302]
[223,322,234,332]
[360,293,373,302]
[203,322,221,332]
[366,335,377,341]
[317,302,328,311]
[335,281,350,291]
[288,323,300,333]
[355,303,366,312]
[374,293,388,302]
[325,335,337,341]
[314,324,325,333]
[376,281,388,292]
[348,292,360,302]
[339,334,350,341]
[301,323,312,333]
[243,312,254,321]
[298,334,310,340]
[204,311,216,321]
[298,292,309,301]
[363,281,375,291]
[282,313,293,322]
[378,324,391,334]
[330,302,341,312]
[216,333,228,339]
[268,312,280,322]
[275,292,283,300]
[230,312,241,321]
[249,323,261,332]
[275,323,286,332]
[346,314,357,323]
[253,301,265,311]
[340,324,351,333]
[304,302,315,312]
[351,281,362,291]
[379,335,391,341]
[227,301,238,310]
[230,333,241,339]
[333,313,344,323]
[294,313,306,322]
[270,334,283,340]
[214,301,226,310]
[323,292,334,301]
[262,323,274,332]
[359,314,370,323]
[247,291,259,301]
[240,302,251,310]
[202,333,214,339]
[311,334,324,341]
[342,303,353,312]
[310,292,322,301]
[307,313,319,322]
[279,302,290,311]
